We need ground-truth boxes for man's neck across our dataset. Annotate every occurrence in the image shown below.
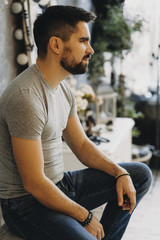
[36,57,69,89]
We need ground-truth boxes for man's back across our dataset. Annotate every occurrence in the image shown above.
[0,65,76,199]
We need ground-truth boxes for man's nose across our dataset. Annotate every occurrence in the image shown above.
[87,43,94,55]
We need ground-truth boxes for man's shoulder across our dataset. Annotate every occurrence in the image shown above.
[3,65,41,96]
[12,65,39,89]
[0,65,44,110]
[2,65,34,91]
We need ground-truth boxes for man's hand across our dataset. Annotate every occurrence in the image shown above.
[85,215,105,240]
[116,175,136,214]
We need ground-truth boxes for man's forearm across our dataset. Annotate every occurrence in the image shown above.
[11,136,89,223]
[72,138,127,177]
[25,174,89,222]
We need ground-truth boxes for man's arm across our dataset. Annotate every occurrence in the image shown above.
[11,136,88,221]
[12,136,104,238]
[63,114,136,214]
[63,114,127,176]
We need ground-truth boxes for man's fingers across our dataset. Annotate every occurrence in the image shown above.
[85,215,105,239]
[117,191,124,206]
[96,229,105,240]
[96,225,105,239]
[116,175,137,214]
[128,195,136,214]
[101,227,105,239]
[118,190,136,214]
[126,190,136,214]
[96,234,101,240]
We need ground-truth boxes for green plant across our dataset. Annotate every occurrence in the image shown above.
[88,3,144,135]
[88,4,143,88]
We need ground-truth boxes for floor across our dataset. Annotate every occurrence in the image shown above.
[122,167,160,240]
[93,165,160,240]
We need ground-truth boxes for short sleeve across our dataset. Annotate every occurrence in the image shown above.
[4,89,47,140]
[68,90,77,118]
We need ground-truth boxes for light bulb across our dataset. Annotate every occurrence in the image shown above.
[11,2,23,14]
[39,0,50,7]
[14,29,23,40]
[17,53,28,65]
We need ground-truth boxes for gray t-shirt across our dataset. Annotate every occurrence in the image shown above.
[0,65,77,199]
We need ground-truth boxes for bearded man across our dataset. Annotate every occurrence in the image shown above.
[0,5,152,240]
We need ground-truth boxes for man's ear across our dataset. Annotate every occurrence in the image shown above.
[49,37,63,55]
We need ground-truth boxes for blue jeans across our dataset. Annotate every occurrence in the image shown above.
[1,162,152,240]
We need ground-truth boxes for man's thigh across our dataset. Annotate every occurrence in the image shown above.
[67,162,151,210]
[67,168,117,210]
[38,210,97,240]
[26,209,97,240]
[1,196,96,240]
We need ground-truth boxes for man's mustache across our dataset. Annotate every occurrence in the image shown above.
[83,54,91,60]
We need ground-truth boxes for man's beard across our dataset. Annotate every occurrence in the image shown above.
[60,47,89,75]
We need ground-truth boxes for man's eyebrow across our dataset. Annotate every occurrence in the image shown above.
[79,37,90,41]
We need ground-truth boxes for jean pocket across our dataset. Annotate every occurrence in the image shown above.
[58,180,75,200]
[7,195,37,218]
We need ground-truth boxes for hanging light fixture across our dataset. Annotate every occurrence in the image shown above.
[11,2,23,14]
[14,29,24,41]
[39,0,50,9]
[16,53,29,65]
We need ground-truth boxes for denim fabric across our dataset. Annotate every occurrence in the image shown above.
[1,162,152,240]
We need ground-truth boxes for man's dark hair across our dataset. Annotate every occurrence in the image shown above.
[33,5,96,58]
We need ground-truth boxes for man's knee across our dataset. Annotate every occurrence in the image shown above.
[131,162,152,194]
[120,162,152,192]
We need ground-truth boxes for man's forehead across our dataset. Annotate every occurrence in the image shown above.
[73,21,91,38]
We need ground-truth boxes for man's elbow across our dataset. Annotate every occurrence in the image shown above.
[23,180,39,195]
[22,175,45,196]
